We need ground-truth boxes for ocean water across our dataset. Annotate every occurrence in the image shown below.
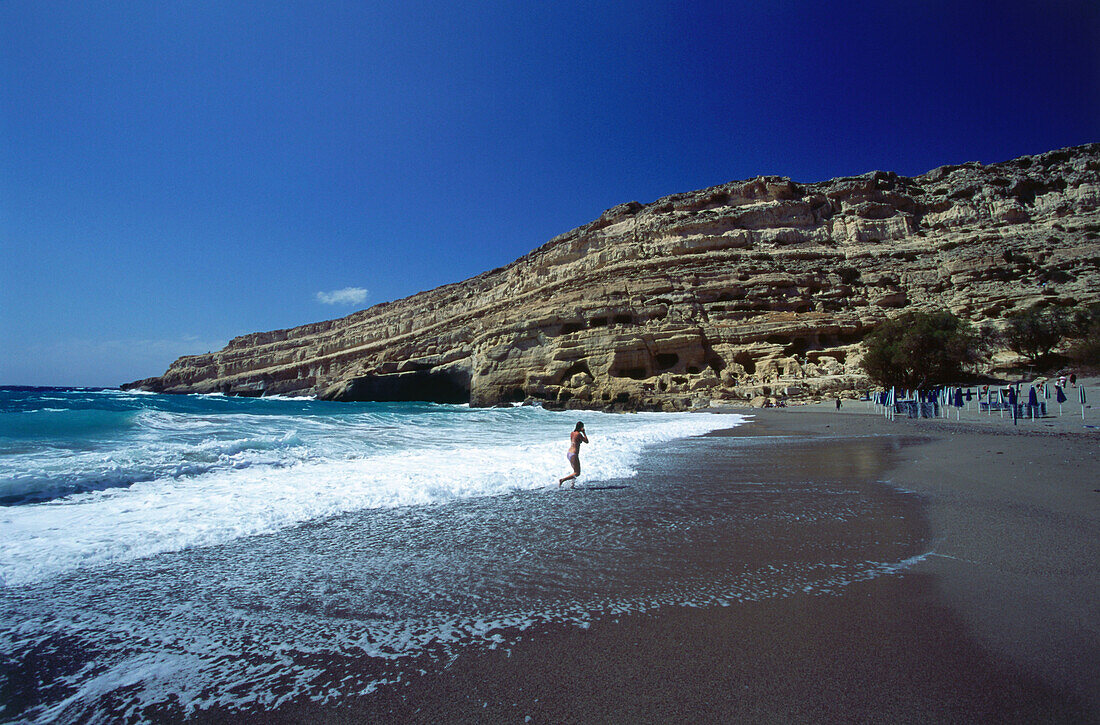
[0,387,925,722]
[0,388,730,587]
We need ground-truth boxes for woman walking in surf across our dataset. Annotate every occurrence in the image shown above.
[558,421,589,487]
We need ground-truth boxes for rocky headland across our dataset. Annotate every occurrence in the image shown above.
[125,144,1100,410]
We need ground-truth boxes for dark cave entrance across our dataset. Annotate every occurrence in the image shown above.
[337,369,470,404]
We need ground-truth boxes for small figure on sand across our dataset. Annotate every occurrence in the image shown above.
[835,397,842,411]
[558,421,589,488]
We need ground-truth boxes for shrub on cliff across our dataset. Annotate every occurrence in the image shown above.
[1001,307,1070,362]
[1066,304,1100,366]
[860,310,981,388]
[1067,325,1100,366]
[1068,302,1100,337]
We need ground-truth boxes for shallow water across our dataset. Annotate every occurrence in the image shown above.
[0,388,726,587]
[0,390,927,722]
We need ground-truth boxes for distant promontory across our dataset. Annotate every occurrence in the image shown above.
[125,144,1100,409]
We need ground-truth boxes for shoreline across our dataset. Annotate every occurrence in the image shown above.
[741,403,1099,715]
[237,403,1098,723]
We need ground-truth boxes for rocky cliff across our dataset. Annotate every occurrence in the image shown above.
[126,144,1100,409]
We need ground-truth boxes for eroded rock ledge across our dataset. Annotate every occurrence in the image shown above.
[125,144,1100,410]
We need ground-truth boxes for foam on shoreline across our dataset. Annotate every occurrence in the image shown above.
[0,419,929,723]
[0,389,738,585]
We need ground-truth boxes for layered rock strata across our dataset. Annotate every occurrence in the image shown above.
[126,144,1100,409]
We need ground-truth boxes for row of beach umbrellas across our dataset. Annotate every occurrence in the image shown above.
[871,383,1087,422]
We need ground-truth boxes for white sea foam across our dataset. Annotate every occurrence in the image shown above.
[1,397,929,723]
[255,393,317,401]
[6,555,920,723]
[0,409,736,586]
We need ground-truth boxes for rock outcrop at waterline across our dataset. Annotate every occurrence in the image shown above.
[125,144,1100,410]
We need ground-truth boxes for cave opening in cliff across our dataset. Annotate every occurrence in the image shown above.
[655,353,679,370]
[559,361,592,385]
[837,267,861,285]
[733,352,756,374]
[836,330,864,345]
[559,321,585,335]
[337,370,470,404]
[785,337,811,356]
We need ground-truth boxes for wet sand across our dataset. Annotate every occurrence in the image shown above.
[248,399,1099,724]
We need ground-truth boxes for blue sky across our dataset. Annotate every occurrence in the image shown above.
[2,1,1097,387]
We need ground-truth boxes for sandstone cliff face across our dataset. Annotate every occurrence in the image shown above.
[126,144,1100,409]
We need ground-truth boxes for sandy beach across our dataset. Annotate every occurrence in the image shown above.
[250,389,1100,724]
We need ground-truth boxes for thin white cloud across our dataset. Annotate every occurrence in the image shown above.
[315,287,368,306]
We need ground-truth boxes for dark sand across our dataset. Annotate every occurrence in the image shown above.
[252,402,1099,724]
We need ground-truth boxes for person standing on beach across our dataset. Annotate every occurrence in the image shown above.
[558,421,589,488]
[835,397,842,411]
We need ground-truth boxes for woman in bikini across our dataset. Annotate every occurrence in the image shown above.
[558,421,589,487]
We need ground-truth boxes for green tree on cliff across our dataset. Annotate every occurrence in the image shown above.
[1001,307,1070,362]
[860,310,981,388]
[1067,303,1100,366]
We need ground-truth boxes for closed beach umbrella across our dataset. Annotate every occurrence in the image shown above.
[954,388,964,407]
[1028,386,1038,407]
[965,388,972,401]
[1056,386,1067,403]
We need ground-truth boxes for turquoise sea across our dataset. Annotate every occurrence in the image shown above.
[0,387,922,721]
